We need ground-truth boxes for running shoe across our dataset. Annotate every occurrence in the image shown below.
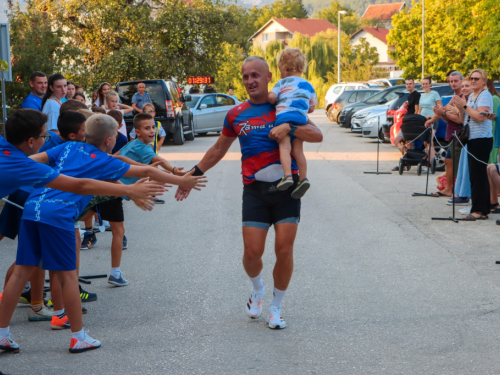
[154,198,165,204]
[108,274,129,287]
[0,334,19,353]
[51,314,70,330]
[79,285,97,303]
[266,305,286,329]
[19,289,31,305]
[447,197,470,206]
[28,305,52,321]
[81,231,98,250]
[246,287,265,319]
[69,331,101,353]
[93,220,111,231]
[122,235,128,250]
[459,207,471,215]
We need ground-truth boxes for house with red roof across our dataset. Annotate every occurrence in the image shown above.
[362,2,406,28]
[248,18,337,50]
[351,27,398,71]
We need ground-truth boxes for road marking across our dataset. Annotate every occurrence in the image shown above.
[158,151,401,161]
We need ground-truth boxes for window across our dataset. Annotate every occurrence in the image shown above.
[117,81,165,115]
[263,33,268,42]
[345,85,355,91]
[333,86,342,94]
[216,95,235,107]
[199,95,216,108]
[348,92,358,103]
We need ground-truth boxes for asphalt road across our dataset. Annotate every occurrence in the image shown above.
[2,113,500,374]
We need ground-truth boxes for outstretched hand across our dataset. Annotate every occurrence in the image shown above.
[175,185,192,201]
[179,169,208,190]
[131,197,155,211]
[129,178,165,199]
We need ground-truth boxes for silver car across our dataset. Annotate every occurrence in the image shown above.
[186,93,240,135]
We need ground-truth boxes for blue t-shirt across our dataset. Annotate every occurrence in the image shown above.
[131,92,153,110]
[0,136,59,199]
[23,142,130,229]
[39,131,64,153]
[271,77,318,119]
[112,133,128,154]
[21,93,43,111]
[118,139,157,185]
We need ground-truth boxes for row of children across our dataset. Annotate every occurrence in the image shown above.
[0,100,206,353]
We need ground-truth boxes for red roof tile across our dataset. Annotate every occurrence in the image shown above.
[362,2,405,21]
[272,18,337,37]
[351,27,390,44]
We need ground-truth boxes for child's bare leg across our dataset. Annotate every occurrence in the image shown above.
[110,222,125,268]
[0,265,35,327]
[292,138,307,180]
[30,267,45,303]
[278,133,293,177]
[49,271,64,311]
[3,262,15,287]
[55,270,82,333]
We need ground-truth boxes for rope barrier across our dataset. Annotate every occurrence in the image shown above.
[453,133,490,167]
[2,198,24,210]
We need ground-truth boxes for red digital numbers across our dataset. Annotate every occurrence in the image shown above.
[188,76,214,85]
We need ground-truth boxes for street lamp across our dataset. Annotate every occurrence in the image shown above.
[338,10,347,83]
[422,0,425,79]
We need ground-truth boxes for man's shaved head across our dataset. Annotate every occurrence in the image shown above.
[241,56,271,103]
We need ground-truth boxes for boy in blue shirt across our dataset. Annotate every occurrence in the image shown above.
[0,110,169,353]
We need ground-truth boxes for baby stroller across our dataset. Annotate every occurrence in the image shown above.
[398,114,435,176]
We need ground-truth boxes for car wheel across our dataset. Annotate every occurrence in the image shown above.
[378,127,385,142]
[184,117,195,141]
[399,160,404,175]
[327,107,335,122]
[417,162,422,176]
[431,158,436,174]
[172,117,185,145]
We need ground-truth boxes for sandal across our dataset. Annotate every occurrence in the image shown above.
[431,191,451,197]
[464,214,488,220]
[491,207,500,214]
[291,178,310,200]
[277,175,294,191]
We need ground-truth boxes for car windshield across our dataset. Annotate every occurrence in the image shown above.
[186,96,201,109]
[117,82,166,115]
[364,90,389,104]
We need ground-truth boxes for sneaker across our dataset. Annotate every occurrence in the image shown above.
[154,198,165,204]
[291,178,310,200]
[246,287,265,319]
[28,305,52,321]
[81,231,98,250]
[82,306,88,315]
[93,220,111,231]
[108,274,129,287]
[69,331,101,353]
[122,235,128,250]
[0,334,20,353]
[51,314,70,330]
[447,197,470,206]
[459,207,471,215]
[266,305,286,329]
[19,289,31,305]
[79,285,97,303]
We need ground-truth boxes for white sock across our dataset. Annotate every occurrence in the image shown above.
[250,274,264,292]
[0,326,9,338]
[52,308,65,317]
[71,328,85,341]
[111,267,121,278]
[24,281,31,292]
[270,287,286,308]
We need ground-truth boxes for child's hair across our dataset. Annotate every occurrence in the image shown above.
[278,47,307,74]
[85,114,118,146]
[60,99,88,114]
[105,90,119,101]
[57,111,86,139]
[97,82,111,105]
[133,113,153,129]
[107,109,123,126]
[142,103,155,112]
[91,106,106,114]
[5,109,48,145]
[41,73,65,109]
[77,109,95,119]
[74,92,86,101]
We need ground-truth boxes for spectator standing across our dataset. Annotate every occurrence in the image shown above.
[454,69,493,219]
[105,91,133,138]
[487,79,500,164]
[41,73,67,132]
[66,81,76,100]
[419,76,442,164]
[74,92,86,103]
[75,85,84,95]
[21,72,47,111]
[131,83,152,113]
[228,88,237,100]
[93,82,112,109]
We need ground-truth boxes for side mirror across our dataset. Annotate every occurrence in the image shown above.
[199,104,208,109]
[183,95,192,102]
[378,98,388,104]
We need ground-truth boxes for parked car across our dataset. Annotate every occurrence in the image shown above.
[369,78,406,87]
[327,88,383,123]
[352,100,394,137]
[324,82,385,114]
[116,79,194,145]
[186,93,240,135]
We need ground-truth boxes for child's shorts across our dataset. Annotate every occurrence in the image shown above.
[91,198,124,222]
[0,189,30,240]
[16,220,76,271]
[274,111,307,127]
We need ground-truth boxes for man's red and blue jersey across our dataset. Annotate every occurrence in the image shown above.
[222,101,298,185]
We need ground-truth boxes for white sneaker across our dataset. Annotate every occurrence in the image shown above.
[459,207,471,215]
[28,305,52,321]
[266,305,286,329]
[69,331,101,353]
[246,287,265,319]
[0,334,20,352]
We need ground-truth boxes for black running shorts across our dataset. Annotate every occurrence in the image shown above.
[91,198,124,223]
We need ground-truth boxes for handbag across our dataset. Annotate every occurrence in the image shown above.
[457,89,486,146]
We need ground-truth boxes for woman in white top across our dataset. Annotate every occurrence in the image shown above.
[418,76,442,164]
[41,73,67,132]
[93,82,112,109]
[105,91,133,138]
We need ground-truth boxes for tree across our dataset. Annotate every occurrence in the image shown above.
[254,0,308,30]
[215,43,249,101]
[316,1,359,35]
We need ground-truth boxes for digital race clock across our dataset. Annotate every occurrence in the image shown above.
[187,76,215,85]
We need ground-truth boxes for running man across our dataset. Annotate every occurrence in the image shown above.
[175,56,323,329]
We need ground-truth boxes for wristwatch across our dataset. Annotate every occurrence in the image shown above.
[463,105,468,110]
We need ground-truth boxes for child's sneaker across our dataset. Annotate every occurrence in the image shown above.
[28,305,52,321]
[51,314,70,330]
[79,285,97,303]
[0,334,20,353]
[122,235,128,250]
[277,175,294,191]
[81,231,97,250]
[108,274,129,287]
[266,305,286,329]
[291,178,310,199]
[18,289,31,305]
[246,287,265,319]
[69,331,101,353]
